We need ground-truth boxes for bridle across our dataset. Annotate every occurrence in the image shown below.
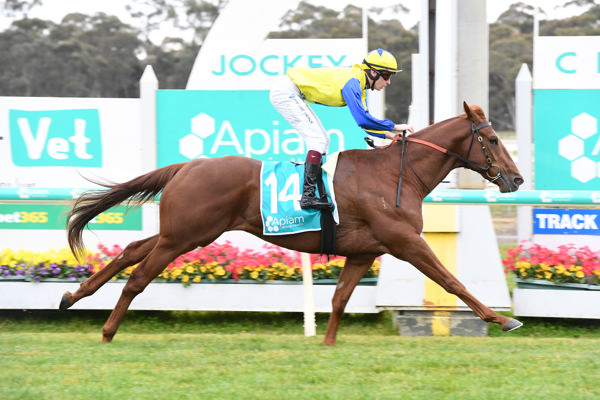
[365,118,502,206]
[415,120,500,181]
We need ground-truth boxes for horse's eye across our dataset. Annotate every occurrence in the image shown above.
[489,137,498,146]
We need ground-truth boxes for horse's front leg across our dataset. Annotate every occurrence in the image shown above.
[395,234,522,332]
[323,256,376,346]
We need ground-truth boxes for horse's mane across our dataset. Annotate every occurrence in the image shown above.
[410,114,462,140]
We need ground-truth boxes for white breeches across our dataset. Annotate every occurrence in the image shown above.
[269,75,330,154]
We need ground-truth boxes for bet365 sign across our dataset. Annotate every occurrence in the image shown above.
[9,109,102,167]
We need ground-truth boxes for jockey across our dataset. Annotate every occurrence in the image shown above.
[270,48,414,211]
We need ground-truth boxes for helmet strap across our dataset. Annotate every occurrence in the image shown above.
[366,70,380,91]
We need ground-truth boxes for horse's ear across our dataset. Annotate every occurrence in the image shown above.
[463,101,472,117]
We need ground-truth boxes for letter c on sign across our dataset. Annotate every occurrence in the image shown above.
[556,52,577,74]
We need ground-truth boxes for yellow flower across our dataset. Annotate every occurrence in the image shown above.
[540,263,551,271]
[182,275,189,283]
[193,276,201,282]
[215,266,226,276]
[185,266,195,274]
[208,274,214,279]
[286,268,295,276]
[250,271,259,279]
[575,271,585,278]
[200,266,207,273]
[544,272,552,280]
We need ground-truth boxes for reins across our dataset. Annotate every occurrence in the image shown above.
[365,118,500,206]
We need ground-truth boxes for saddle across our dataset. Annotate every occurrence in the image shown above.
[260,157,339,256]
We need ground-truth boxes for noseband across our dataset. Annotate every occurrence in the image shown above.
[465,120,501,182]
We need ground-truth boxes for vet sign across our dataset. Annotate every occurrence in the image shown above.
[9,109,102,167]
[533,208,600,235]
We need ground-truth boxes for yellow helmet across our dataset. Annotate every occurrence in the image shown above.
[361,48,401,73]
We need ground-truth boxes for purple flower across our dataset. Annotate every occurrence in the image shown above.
[68,274,76,281]
[74,265,84,273]
[51,266,61,274]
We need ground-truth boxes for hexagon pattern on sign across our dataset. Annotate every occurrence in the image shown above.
[179,113,216,159]
[191,113,215,139]
[559,112,600,182]
[558,135,583,161]
[179,134,204,159]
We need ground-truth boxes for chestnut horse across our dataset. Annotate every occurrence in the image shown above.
[61,102,524,344]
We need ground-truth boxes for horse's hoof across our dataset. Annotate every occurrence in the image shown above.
[59,292,72,310]
[502,318,523,332]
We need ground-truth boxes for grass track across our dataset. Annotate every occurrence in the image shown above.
[2,311,600,399]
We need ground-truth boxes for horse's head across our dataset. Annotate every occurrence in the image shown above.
[461,101,524,193]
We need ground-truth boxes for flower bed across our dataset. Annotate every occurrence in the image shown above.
[502,241,600,287]
[504,242,600,319]
[0,242,380,286]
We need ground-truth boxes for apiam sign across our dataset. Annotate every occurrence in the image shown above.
[156,90,366,167]
[533,208,600,235]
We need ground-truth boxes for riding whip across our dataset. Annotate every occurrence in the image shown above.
[396,130,407,207]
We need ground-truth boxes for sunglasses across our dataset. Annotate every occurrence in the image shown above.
[378,70,394,81]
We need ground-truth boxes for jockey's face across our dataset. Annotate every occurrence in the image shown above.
[370,70,392,91]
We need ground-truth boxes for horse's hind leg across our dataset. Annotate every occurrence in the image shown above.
[100,238,195,343]
[323,256,375,346]
[59,235,158,310]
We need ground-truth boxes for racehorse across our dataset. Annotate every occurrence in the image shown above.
[60,102,524,344]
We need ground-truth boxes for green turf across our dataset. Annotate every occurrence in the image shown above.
[2,310,600,400]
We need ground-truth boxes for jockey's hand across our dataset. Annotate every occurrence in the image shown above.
[393,123,415,133]
[385,124,414,140]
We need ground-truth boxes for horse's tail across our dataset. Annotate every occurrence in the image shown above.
[67,163,187,261]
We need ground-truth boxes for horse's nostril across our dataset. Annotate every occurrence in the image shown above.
[514,177,524,186]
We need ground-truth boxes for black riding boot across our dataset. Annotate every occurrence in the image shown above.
[300,162,334,212]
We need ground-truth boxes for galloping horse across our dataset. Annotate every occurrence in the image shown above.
[61,102,524,344]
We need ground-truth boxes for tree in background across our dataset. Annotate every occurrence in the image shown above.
[0,0,598,128]
[489,3,536,130]
[0,11,143,97]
